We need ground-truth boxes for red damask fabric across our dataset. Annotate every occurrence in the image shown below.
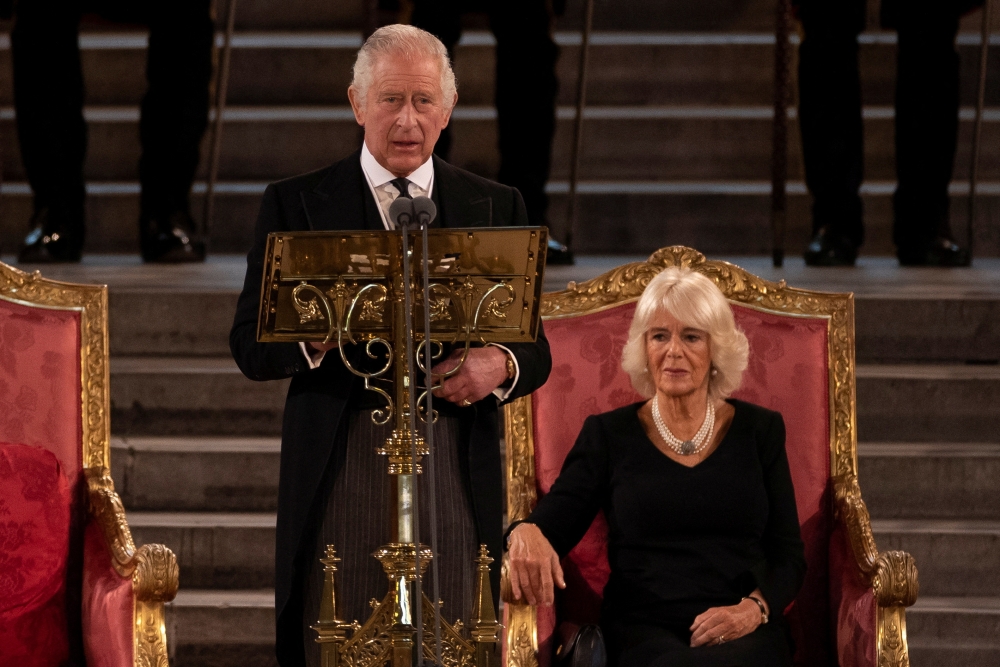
[528,300,856,665]
[0,442,73,667]
[0,300,82,481]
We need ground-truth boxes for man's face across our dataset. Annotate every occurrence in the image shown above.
[349,53,456,177]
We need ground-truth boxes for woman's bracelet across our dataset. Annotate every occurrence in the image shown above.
[741,596,769,625]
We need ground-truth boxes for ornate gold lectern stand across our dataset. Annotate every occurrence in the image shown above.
[257,226,547,667]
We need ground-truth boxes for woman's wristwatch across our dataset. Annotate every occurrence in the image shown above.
[742,595,768,625]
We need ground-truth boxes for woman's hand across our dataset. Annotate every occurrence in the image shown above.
[507,523,566,606]
[689,596,767,647]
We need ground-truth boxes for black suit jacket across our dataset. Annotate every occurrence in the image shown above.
[230,150,552,666]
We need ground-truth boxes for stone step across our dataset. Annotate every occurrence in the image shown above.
[0,31,996,107]
[112,437,280,512]
[856,365,1000,443]
[110,357,288,436]
[130,512,276,588]
[2,105,997,182]
[167,589,276,667]
[130,507,998,596]
[906,596,1000,667]
[95,278,1000,364]
[112,438,1000,517]
[859,443,1000,520]
[109,357,1000,440]
[2,182,999,257]
[165,590,1000,667]
[872,520,1000,597]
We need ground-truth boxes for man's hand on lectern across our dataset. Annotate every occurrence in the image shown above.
[307,341,339,353]
[431,347,508,406]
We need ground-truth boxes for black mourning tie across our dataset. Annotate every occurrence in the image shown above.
[390,177,412,199]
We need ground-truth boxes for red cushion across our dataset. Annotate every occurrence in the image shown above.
[0,442,73,666]
[530,301,837,665]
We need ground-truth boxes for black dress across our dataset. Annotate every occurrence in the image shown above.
[520,399,806,667]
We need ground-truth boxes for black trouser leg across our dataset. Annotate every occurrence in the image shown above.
[797,0,867,247]
[10,0,86,233]
[139,0,213,222]
[410,0,463,160]
[490,0,558,227]
[892,11,961,251]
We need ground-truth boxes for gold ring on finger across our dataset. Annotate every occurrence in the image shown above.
[461,399,472,407]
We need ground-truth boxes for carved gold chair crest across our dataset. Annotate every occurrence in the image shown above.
[0,263,178,667]
[501,246,917,667]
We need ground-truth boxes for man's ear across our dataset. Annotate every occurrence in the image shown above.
[441,93,458,128]
[348,86,365,126]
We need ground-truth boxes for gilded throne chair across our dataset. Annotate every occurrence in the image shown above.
[0,263,178,667]
[501,247,918,667]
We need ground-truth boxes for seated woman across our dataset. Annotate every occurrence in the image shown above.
[506,267,806,667]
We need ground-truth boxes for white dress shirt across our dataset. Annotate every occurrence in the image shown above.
[299,144,520,400]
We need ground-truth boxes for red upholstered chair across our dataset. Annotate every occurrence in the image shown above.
[501,247,918,667]
[0,263,178,667]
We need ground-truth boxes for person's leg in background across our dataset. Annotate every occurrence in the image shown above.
[489,0,570,262]
[12,0,87,262]
[885,0,969,266]
[410,0,463,161]
[797,0,867,266]
[139,0,213,262]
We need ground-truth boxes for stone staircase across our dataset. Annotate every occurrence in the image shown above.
[6,0,999,663]
[0,0,997,255]
[31,254,1000,667]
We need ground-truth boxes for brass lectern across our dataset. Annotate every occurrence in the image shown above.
[257,225,547,667]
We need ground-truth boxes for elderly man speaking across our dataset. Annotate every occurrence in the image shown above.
[230,24,552,667]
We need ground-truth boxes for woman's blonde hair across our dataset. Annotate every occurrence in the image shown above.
[621,267,749,399]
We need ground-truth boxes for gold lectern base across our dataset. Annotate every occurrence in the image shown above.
[313,544,501,667]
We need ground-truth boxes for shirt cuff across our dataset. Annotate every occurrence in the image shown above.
[489,343,519,401]
[299,341,327,370]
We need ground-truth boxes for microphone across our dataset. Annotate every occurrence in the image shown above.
[389,196,415,228]
[411,196,437,227]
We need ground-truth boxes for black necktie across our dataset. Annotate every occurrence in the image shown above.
[390,177,412,199]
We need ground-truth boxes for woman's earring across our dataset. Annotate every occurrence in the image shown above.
[711,367,718,376]
[643,367,649,374]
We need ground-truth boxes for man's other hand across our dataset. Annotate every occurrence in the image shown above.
[431,346,508,405]
[307,341,339,353]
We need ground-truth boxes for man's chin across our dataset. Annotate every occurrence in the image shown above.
[386,153,430,176]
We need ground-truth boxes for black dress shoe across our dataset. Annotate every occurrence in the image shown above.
[18,208,84,263]
[546,237,574,265]
[897,237,970,267]
[804,226,858,267]
[140,210,206,263]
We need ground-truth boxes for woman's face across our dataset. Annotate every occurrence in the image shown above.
[645,308,712,399]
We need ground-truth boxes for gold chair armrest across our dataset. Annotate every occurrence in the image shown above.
[86,467,180,601]
[834,473,918,666]
[87,467,179,667]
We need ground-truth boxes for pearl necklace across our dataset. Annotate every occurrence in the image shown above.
[651,396,716,456]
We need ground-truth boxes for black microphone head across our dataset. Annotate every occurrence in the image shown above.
[389,196,415,227]
[411,196,437,226]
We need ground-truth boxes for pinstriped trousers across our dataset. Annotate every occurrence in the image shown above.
[301,410,478,667]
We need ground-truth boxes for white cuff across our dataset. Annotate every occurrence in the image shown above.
[300,341,327,370]
[489,344,519,401]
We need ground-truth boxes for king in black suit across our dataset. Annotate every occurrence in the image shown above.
[229,25,552,666]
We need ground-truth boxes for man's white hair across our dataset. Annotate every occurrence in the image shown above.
[351,24,458,109]
[621,267,749,400]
